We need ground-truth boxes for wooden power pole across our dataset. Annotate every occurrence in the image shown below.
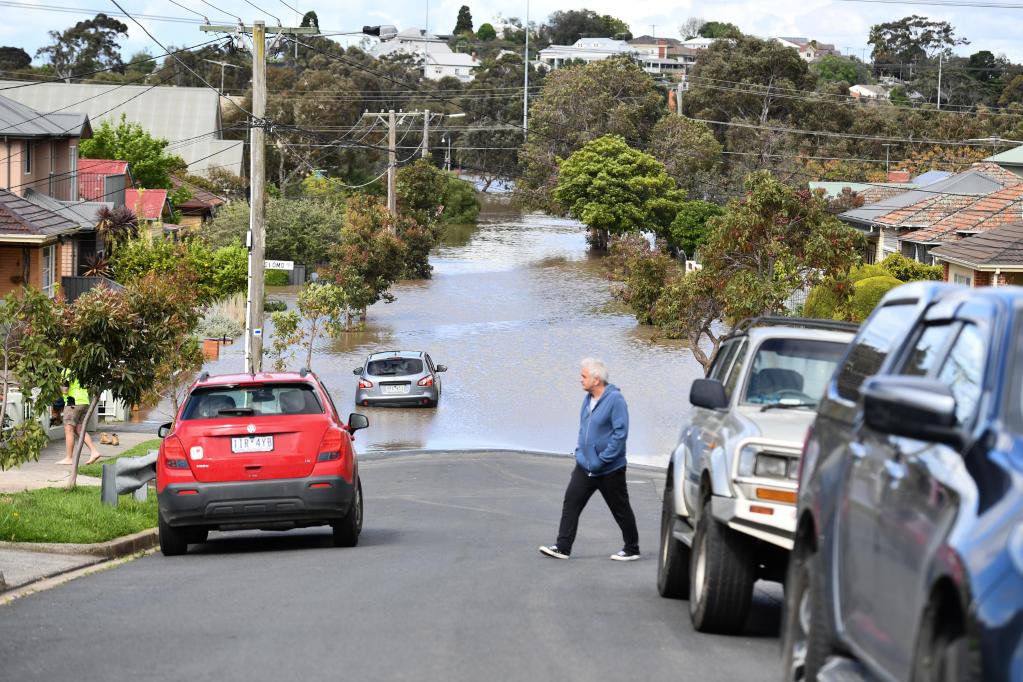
[201,20,317,374]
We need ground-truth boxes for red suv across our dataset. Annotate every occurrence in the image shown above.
[155,370,368,556]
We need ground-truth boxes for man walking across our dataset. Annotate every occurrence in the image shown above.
[540,358,640,561]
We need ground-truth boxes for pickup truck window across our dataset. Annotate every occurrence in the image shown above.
[709,339,740,381]
[899,322,959,377]
[836,303,917,401]
[723,340,748,399]
[938,324,986,425]
[743,338,846,406]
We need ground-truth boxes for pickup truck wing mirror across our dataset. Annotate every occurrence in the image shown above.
[690,379,729,410]
[862,375,962,448]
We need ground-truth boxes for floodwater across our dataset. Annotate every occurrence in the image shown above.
[185,200,706,467]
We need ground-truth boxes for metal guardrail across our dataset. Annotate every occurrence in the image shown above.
[100,450,157,506]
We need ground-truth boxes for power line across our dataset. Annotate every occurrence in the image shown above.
[239,0,281,24]
[198,0,241,23]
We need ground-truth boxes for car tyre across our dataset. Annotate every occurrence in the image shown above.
[657,476,690,599]
[187,528,209,546]
[332,478,363,547]
[781,537,834,681]
[912,602,979,682]
[689,498,754,634]
[158,510,189,556]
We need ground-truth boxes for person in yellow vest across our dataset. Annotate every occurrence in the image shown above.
[55,382,103,465]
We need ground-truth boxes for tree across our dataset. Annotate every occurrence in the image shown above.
[665,200,724,257]
[95,205,139,245]
[0,289,63,471]
[80,115,185,189]
[268,283,348,371]
[647,117,722,193]
[869,15,968,75]
[396,159,448,225]
[0,47,31,73]
[652,172,863,369]
[542,9,631,45]
[301,11,318,29]
[111,237,247,306]
[553,135,685,250]
[812,54,868,85]
[679,18,706,40]
[519,57,662,208]
[698,21,741,39]
[35,13,129,79]
[477,23,497,41]
[454,5,474,35]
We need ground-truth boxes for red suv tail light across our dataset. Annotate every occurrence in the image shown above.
[157,435,195,493]
[163,435,189,469]
[417,375,434,387]
[314,427,353,481]
[317,427,343,461]
[358,379,374,389]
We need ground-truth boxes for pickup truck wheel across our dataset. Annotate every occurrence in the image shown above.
[657,479,690,599]
[912,603,978,682]
[332,478,363,548]
[158,510,188,557]
[689,498,754,634]
[781,539,833,681]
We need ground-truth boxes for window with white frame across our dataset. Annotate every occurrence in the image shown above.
[953,272,972,286]
[41,244,56,297]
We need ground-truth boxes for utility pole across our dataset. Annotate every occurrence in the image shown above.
[883,143,892,173]
[422,108,430,159]
[201,20,317,374]
[202,58,243,95]
[523,0,529,140]
[937,52,943,110]
[361,109,437,216]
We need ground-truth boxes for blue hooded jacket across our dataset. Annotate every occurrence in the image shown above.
[575,384,629,476]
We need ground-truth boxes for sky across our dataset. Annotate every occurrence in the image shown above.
[3,0,1023,65]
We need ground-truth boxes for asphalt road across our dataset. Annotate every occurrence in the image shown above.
[0,453,781,681]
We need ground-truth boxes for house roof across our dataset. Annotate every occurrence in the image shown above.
[170,176,227,210]
[0,82,242,176]
[125,189,170,220]
[900,183,1023,244]
[79,158,133,202]
[79,159,129,176]
[629,36,683,46]
[0,94,90,138]
[23,189,110,231]
[985,144,1023,166]
[930,221,1023,268]
[0,188,79,239]
[840,163,1021,228]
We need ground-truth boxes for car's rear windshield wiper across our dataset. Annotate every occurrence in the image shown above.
[760,402,817,412]
[218,407,255,416]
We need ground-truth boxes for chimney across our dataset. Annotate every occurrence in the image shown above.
[888,170,912,183]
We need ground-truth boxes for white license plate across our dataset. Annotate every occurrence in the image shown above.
[231,436,274,453]
[382,384,410,395]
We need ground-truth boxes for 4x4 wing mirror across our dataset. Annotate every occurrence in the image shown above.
[690,379,729,410]
[158,422,173,438]
[348,413,369,432]
[862,375,962,448]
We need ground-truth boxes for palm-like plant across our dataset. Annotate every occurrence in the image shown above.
[80,253,112,278]
[95,206,139,245]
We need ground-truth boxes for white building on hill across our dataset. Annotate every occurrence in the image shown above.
[369,28,478,82]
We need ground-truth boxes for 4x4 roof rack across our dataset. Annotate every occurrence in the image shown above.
[726,316,860,339]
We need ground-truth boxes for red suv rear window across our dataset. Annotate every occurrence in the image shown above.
[182,384,324,420]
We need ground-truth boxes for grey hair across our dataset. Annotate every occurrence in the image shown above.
[580,357,609,384]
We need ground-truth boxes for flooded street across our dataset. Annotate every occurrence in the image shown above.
[197,200,705,467]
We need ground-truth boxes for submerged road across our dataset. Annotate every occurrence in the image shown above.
[0,453,781,681]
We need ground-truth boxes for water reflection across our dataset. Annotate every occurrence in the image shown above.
[185,199,705,467]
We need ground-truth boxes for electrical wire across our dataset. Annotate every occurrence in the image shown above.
[198,0,241,22]
[239,0,281,24]
[166,0,208,21]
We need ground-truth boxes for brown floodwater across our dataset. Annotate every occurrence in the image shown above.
[166,200,707,467]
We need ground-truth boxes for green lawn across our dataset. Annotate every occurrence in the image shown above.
[0,486,157,543]
[78,439,162,479]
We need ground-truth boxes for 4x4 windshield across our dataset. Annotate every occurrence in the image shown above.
[367,358,423,376]
[743,338,847,408]
[181,384,323,420]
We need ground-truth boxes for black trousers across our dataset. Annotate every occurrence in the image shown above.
[556,464,639,555]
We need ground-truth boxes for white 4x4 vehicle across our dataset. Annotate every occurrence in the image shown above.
[657,317,857,634]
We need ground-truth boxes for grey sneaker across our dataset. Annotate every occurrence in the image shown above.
[539,545,569,559]
[610,550,640,561]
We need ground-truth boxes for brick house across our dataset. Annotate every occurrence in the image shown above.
[931,222,1023,287]
[170,176,227,229]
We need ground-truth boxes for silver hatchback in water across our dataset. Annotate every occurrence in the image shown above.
[353,351,447,407]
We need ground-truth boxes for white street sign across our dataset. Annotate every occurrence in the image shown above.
[264,260,294,271]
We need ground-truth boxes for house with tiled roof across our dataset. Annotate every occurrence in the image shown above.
[931,222,1023,287]
[126,188,173,235]
[170,176,227,229]
[838,163,1022,264]
[0,188,80,297]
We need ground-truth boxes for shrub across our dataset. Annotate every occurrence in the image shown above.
[880,253,942,281]
[442,175,480,224]
[264,298,288,312]
[265,269,289,286]
[804,283,846,320]
[196,313,243,339]
[850,275,903,321]
[849,264,889,282]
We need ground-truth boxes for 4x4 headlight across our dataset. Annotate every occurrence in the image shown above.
[755,454,789,478]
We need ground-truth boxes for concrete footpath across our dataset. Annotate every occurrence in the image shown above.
[0,428,160,595]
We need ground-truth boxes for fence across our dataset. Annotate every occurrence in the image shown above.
[61,276,124,304]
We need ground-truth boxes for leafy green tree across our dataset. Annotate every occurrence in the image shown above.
[652,172,863,369]
[647,117,722,194]
[679,18,706,40]
[520,57,662,208]
[35,13,129,79]
[698,21,741,39]
[477,23,497,41]
[665,200,724,257]
[812,55,868,84]
[442,175,480,224]
[553,135,685,250]
[607,238,680,324]
[0,289,63,471]
[268,283,348,371]
[869,15,968,76]
[111,237,247,305]
[0,47,31,73]
[454,5,474,35]
[397,159,449,225]
[301,11,318,29]
[1000,74,1023,106]
[80,115,185,189]
[542,9,631,44]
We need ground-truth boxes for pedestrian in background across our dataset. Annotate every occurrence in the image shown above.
[540,358,640,561]
[55,383,102,466]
